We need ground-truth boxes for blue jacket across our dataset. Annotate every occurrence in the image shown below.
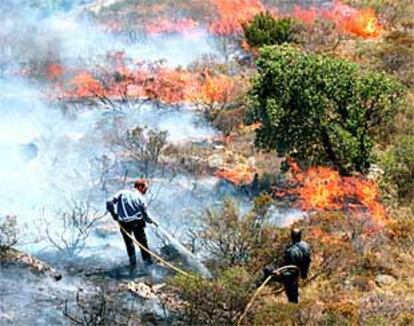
[106,189,149,223]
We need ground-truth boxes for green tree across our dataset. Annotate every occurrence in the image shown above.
[243,13,296,48]
[247,45,405,174]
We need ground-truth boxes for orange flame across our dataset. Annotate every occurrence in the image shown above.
[340,7,382,38]
[215,164,256,186]
[58,63,244,106]
[209,0,265,35]
[293,2,382,39]
[67,72,104,98]
[288,163,388,226]
[197,72,240,104]
[47,63,64,80]
[293,5,317,25]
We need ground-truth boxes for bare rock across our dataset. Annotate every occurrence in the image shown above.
[127,281,166,300]
[375,274,396,287]
[128,282,157,299]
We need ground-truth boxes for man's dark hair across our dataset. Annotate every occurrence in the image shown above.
[291,228,302,243]
[134,178,148,189]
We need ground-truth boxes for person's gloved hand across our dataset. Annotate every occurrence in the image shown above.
[146,217,158,227]
[255,266,273,287]
[263,266,273,277]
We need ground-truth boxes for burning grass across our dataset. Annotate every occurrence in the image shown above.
[53,62,247,107]
[215,164,256,186]
[95,0,383,40]
[285,160,388,228]
[208,0,266,36]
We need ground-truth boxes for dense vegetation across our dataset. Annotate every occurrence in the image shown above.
[1,0,413,324]
[247,45,405,175]
[169,1,414,324]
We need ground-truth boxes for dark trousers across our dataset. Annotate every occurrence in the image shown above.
[281,273,299,303]
[119,219,152,265]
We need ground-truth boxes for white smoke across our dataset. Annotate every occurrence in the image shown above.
[0,0,299,267]
[0,0,224,261]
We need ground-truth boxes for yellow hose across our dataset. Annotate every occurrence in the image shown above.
[118,223,191,277]
[118,221,300,325]
[237,265,300,326]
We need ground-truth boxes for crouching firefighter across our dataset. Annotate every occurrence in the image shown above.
[106,178,157,268]
[261,228,311,303]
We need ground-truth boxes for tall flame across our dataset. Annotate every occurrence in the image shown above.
[68,72,104,98]
[56,63,243,106]
[209,0,266,35]
[99,1,382,39]
[288,163,388,226]
[293,2,382,39]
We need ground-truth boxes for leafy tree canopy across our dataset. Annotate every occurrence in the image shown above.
[247,45,406,174]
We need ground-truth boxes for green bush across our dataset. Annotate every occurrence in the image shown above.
[169,267,254,325]
[243,13,297,48]
[247,45,405,175]
[199,197,288,272]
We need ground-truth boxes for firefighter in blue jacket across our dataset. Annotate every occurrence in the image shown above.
[106,179,156,268]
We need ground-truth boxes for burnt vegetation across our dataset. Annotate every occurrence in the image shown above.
[1,0,413,325]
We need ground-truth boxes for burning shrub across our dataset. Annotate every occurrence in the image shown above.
[247,45,406,175]
[209,0,265,36]
[243,13,298,48]
[286,163,389,226]
[0,215,18,251]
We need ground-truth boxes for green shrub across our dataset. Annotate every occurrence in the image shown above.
[243,13,297,48]
[199,197,288,272]
[169,267,254,325]
[247,45,405,174]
